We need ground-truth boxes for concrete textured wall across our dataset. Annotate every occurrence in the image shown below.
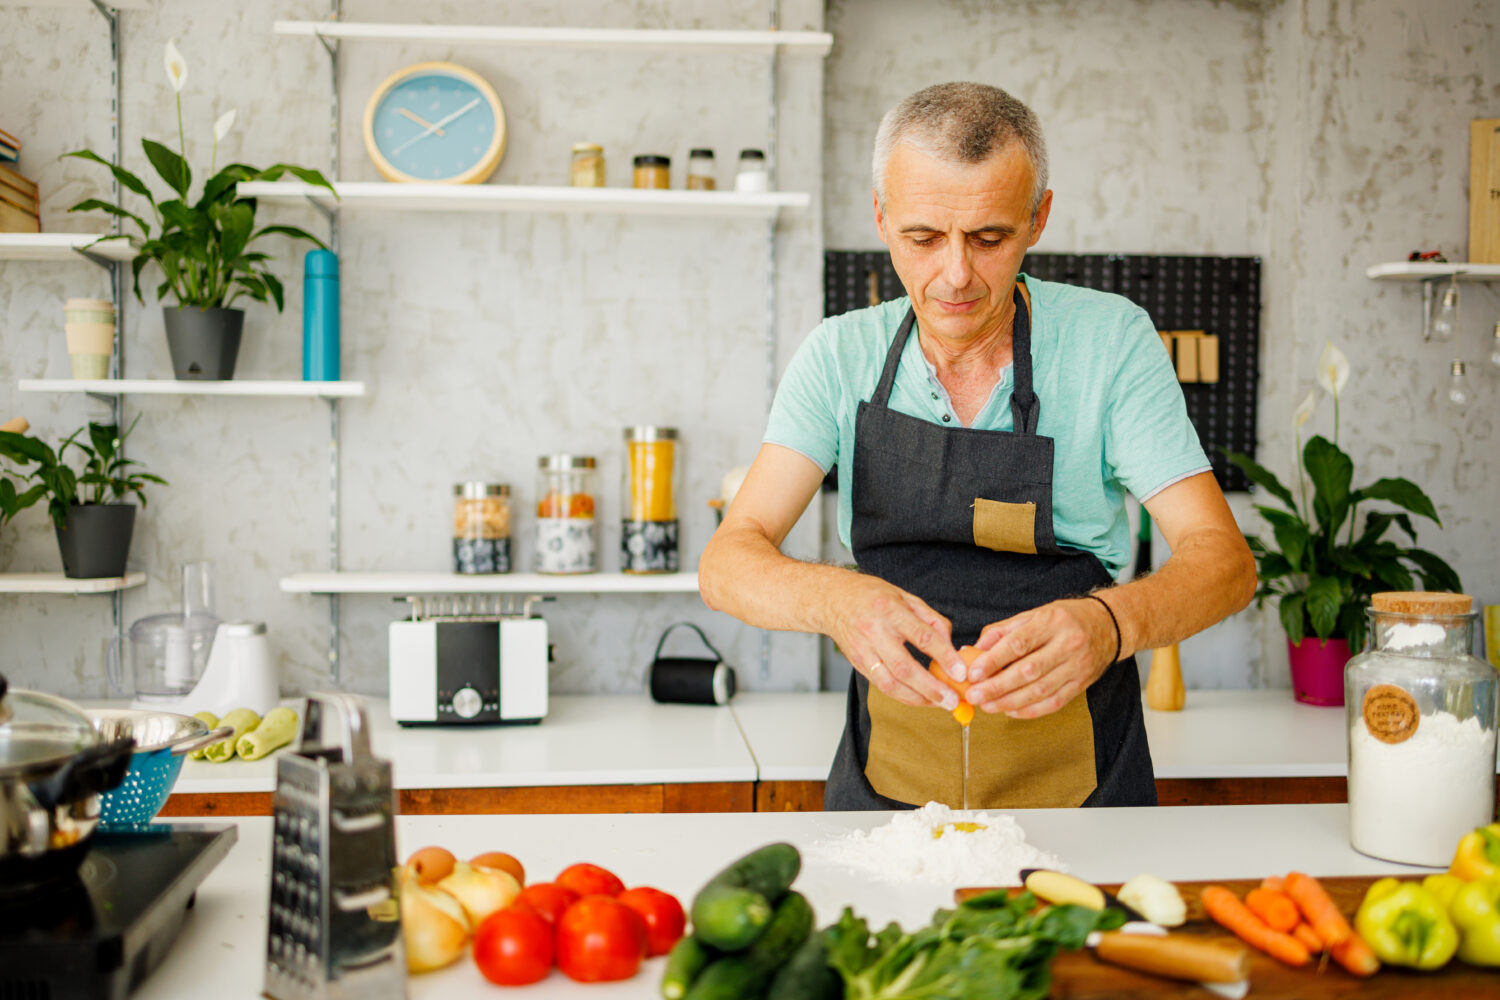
[3,0,1497,699]
[0,0,823,697]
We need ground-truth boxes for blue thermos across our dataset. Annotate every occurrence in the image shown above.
[302,249,340,381]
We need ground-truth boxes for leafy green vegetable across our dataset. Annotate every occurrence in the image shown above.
[823,891,1123,1000]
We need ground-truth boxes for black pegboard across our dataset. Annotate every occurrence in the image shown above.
[823,251,1260,492]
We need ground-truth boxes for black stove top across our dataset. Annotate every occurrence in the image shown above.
[0,823,237,1000]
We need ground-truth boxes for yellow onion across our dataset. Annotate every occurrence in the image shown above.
[436,860,522,927]
[397,867,469,972]
[405,845,456,884]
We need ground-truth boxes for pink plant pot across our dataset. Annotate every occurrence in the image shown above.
[1287,636,1353,706]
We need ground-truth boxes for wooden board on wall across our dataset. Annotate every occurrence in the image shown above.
[1472,118,1500,264]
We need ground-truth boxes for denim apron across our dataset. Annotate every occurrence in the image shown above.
[824,286,1156,810]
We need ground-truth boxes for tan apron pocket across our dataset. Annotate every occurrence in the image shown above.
[865,683,1097,809]
[973,498,1038,554]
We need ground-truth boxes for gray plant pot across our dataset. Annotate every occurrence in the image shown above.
[55,503,135,579]
[162,306,244,380]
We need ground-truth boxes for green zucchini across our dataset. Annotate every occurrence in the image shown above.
[202,708,259,763]
[766,933,842,1000]
[683,891,814,1000]
[188,711,219,760]
[236,706,298,761]
[661,934,715,1000]
[690,843,800,951]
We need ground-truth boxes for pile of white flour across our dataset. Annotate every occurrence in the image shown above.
[805,801,1064,885]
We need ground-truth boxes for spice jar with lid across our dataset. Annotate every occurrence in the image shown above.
[453,483,511,574]
[535,454,598,574]
[1346,591,1498,866]
[686,148,716,190]
[632,155,670,190]
[570,143,605,187]
[734,148,768,193]
[622,427,679,573]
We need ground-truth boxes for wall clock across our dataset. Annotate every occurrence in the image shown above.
[362,61,506,184]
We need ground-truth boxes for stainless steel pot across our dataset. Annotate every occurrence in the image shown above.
[0,674,133,893]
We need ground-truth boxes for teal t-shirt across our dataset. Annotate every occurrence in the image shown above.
[764,274,1210,576]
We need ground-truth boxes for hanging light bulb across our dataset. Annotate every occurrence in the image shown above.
[1430,275,1460,341]
[1489,319,1500,370]
[1446,360,1470,409]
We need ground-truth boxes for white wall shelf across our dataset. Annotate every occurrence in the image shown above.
[237,181,809,218]
[1365,262,1500,281]
[280,571,702,596]
[272,20,833,55]
[0,572,146,594]
[0,233,134,263]
[0,1,154,9]
[19,379,365,398]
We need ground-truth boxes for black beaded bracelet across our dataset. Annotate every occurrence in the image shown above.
[1084,592,1122,665]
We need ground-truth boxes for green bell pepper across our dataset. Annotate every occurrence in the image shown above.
[1450,877,1500,966]
[1354,877,1458,971]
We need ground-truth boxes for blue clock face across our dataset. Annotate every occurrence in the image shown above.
[372,71,499,181]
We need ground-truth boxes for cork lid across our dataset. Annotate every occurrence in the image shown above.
[1371,592,1473,615]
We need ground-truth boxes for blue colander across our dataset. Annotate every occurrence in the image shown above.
[86,709,234,825]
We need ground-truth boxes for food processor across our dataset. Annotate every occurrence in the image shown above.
[115,562,221,703]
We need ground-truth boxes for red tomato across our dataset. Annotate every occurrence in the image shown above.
[518,882,581,924]
[556,862,625,898]
[555,896,648,983]
[472,907,555,986]
[616,887,686,957]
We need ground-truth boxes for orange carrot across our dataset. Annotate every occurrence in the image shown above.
[1292,921,1324,954]
[1260,875,1285,893]
[1245,887,1299,932]
[1283,872,1351,950]
[1330,933,1381,977]
[1201,885,1311,967]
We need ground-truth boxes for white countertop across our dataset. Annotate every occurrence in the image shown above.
[137,804,1430,1000]
[172,696,756,793]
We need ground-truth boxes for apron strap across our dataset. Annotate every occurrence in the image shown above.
[869,286,1039,435]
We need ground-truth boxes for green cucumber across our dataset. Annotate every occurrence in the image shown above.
[661,935,715,1000]
[690,843,800,951]
[766,933,842,1000]
[683,891,815,1000]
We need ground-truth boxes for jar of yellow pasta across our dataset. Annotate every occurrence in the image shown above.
[621,427,678,573]
[453,482,511,574]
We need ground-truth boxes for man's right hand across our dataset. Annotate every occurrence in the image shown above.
[823,575,968,709]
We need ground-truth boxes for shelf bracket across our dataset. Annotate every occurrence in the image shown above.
[303,195,337,225]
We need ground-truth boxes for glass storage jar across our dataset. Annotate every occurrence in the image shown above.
[453,482,511,574]
[734,148,768,192]
[686,148,716,190]
[632,155,670,190]
[535,454,598,574]
[570,143,605,187]
[622,426,678,573]
[1346,591,1498,866]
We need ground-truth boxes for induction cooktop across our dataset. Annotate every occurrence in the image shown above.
[0,823,237,1000]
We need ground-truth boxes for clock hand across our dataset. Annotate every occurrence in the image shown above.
[391,97,481,155]
[397,107,445,136]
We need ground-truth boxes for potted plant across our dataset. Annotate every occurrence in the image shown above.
[66,38,335,380]
[1225,342,1462,706]
[0,418,166,579]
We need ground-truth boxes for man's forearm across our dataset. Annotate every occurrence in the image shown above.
[699,526,853,634]
[1098,525,1257,660]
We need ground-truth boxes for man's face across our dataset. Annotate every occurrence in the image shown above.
[875,141,1052,344]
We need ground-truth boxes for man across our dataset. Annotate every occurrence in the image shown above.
[700,82,1256,810]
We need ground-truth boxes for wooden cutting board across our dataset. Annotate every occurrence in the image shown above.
[955,877,1500,998]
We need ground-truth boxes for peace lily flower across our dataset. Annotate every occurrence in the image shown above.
[1292,388,1317,522]
[211,109,236,173]
[163,38,187,93]
[1293,389,1317,429]
[1316,340,1349,443]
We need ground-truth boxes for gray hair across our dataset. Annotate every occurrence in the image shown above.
[872,82,1049,218]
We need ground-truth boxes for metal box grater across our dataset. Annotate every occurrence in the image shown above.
[264,693,405,1000]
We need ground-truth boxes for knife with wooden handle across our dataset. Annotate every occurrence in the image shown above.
[1090,928,1250,984]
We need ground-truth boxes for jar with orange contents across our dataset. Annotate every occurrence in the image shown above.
[622,427,679,573]
[535,454,598,574]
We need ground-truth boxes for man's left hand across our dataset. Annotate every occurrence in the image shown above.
[962,598,1117,718]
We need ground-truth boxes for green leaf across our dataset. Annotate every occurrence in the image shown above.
[233,273,270,304]
[1327,547,1372,577]
[1372,560,1415,592]
[1222,450,1296,510]
[63,149,153,200]
[1305,575,1343,638]
[0,430,56,466]
[262,271,284,311]
[66,199,151,238]
[1256,551,1294,580]
[1279,593,1307,643]
[254,163,338,197]
[1303,435,1353,534]
[86,422,117,464]
[196,163,258,208]
[217,202,255,262]
[248,223,328,251]
[142,138,192,198]
[1353,477,1442,526]
[1404,549,1463,594]
[159,198,204,235]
